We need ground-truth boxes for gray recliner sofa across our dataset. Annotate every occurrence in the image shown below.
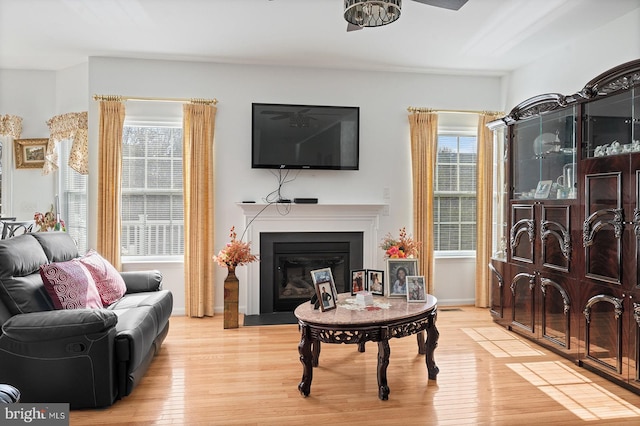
[0,232,173,408]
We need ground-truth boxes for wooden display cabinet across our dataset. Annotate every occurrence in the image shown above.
[488,58,640,393]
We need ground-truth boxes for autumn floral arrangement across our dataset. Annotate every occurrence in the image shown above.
[380,227,420,259]
[34,205,66,232]
[213,226,258,270]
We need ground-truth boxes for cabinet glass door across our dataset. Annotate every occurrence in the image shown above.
[492,123,508,260]
[583,88,638,158]
[512,107,576,200]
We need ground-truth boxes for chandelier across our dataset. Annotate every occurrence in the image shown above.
[344,0,402,28]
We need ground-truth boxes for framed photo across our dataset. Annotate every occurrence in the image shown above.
[367,270,384,296]
[406,275,427,302]
[311,267,338,311]
[534,180,553,199]
[14,138,47,169]
[351,269,366,295]
[315,281,336,312]
[386,259,418,298]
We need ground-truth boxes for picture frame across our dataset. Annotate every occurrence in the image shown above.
[406,275,427,302]
[351,269,366,295]
[14,138,47,169]
[534,180,553,199]
[367,270,384,296]
[310,267,338,303]
[314,281,337,312]
[386,259,419,298]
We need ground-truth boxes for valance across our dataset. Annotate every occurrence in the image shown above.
[44,111,88,175]
[0,115,23,138]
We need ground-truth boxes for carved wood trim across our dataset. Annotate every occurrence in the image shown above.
[510,272,536,333]
[583,294,623,373]
[541,219,571,261]
[583,208,624,247]
[488,263,504,318]
[540,277,571,349]
[492,59,640,124]
[579,58,640,99]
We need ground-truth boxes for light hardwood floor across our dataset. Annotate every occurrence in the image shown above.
[70,307,640,425]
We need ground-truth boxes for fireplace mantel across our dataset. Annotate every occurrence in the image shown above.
[238,203,386,315]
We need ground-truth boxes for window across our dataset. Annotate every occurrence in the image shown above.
[434,133,477,252]
[59,140,88,254]
[121,124,184,257]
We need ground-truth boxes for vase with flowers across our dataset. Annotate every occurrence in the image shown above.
[380,227,421,259]
[34,205,66,232]
[213,226,258,328]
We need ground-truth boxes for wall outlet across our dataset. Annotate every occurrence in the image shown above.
[382,205,390,216]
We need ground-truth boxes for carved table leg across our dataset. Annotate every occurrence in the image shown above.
[416,331,426,355]
[312,339,320,367]
[298,324,314,397]
[358,341,366,353]
[425,309,440,380]
[377,339,391,400]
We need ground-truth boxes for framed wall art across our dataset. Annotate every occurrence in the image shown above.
[14,138,47,169]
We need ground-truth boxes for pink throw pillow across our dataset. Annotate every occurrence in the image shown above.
[79,250,126,306]
[40,260,103,309]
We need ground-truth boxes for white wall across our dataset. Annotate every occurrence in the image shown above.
[56,62,89,112]
[0,69,56,219]
[505,8,640,110]
[87,57,503,313]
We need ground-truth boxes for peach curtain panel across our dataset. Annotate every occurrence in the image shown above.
[183,103,217,318]
[409,111,438,294]
[475,113,502,307]
[97,101,125,271]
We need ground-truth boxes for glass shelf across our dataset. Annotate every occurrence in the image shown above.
[512,107,577,200]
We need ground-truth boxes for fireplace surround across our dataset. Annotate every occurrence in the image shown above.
[239,203,386,315]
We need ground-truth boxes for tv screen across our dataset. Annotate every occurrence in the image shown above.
[252,103,359,170]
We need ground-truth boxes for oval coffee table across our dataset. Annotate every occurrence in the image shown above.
[294,293,439,400]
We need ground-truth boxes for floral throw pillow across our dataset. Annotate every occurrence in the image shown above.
[40,260,103,310]
[79,250,126,306]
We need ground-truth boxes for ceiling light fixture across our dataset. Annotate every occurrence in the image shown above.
[344,0,402,28]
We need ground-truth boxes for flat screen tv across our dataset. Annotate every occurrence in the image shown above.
[252,103,359,170]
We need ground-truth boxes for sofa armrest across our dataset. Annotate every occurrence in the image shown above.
[120,270,163,293]
[1,309,117,342]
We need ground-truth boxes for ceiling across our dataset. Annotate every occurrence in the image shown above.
[1,0,639,74]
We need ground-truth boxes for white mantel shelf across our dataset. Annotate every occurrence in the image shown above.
[237,202,387,214]
[237,202,387,315]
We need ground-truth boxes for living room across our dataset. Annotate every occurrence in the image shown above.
[1,0,640,423]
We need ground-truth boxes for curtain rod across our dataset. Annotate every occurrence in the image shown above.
[93,94,218,105]
[407,106,502,116]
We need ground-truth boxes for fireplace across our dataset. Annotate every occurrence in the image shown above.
[259,232,363,313]
[239,203,385,315]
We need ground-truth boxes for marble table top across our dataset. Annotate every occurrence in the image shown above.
[294,293,437,326]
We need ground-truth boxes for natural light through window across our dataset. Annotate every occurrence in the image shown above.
[434,133,477,252]
[462,327,545,358]
[121,124,184,258]
[508,361,640,421]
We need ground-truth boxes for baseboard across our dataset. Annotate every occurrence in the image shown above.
[436,298,475,306]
